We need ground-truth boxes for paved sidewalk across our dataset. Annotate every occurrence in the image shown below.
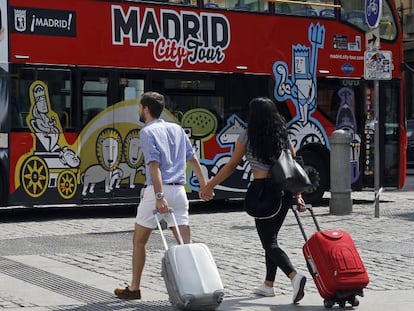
[0,189,413,310]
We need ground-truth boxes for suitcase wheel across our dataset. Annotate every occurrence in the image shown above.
[349,295,360,307]
[323,299,334,308]
[323,295,359,309]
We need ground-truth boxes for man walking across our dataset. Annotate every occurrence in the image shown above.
[114,91,210,300]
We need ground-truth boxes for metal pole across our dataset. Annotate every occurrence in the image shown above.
[374,80,380,218]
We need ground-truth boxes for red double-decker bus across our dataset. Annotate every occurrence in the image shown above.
[0,0,406,207]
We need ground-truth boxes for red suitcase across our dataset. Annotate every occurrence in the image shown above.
[292,206,369,308]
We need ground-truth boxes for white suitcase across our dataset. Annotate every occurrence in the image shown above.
[154,210,224,310]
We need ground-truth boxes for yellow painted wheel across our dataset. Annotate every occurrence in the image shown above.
[57,170,77,199]
[21,156,49,198]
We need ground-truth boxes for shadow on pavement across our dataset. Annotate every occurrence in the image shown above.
[190,199,245,214]
[392,212,414,221]
[220,297,326,310]
[0,205,137,223]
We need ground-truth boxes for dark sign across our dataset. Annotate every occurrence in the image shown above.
[10,7,76,37]
[333,34,348,50]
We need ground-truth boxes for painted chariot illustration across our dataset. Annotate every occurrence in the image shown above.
[20,81,80,199]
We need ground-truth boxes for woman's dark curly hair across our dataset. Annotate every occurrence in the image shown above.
[247,97,288,164]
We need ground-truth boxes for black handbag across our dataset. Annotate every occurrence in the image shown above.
[270,149,312,194]
[244,179,282,219]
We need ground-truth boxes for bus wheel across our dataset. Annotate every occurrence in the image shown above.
[57,170,77,199]
[302,152,326,204]
[21,156,49,198]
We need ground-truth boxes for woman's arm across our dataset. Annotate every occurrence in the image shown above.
[200,140,246,197]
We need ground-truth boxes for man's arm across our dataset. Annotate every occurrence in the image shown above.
[148,161,168,213]
[188,155,211,201]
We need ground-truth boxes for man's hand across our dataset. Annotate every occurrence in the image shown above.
[199,184,215,201]
[156,198,169,214]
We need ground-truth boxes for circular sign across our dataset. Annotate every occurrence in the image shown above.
[365,0,382,29]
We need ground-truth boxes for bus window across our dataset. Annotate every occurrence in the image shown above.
[11,67,72,130]
[275,0,335,17]
[167,0,197,5]
[119,77,144,101]
[153,77,225,129]
[379,2,397,41]
[81,73,109,126]
[204,1,221,8]
[275,2,292,14]
[165,94,224,128]
[232,0,261,11]
[11,68,35,129]
[205,0,266,11]
[316,78,362,126]
[125,0,197,4]
[340,0,397,41]
[204,0,230,9]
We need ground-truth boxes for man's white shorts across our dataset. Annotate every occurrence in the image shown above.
[136,185,189,229]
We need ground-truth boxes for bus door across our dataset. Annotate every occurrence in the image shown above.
[111,72,145,201]
[357,79,401,189]
[378,80,401,187]
[149,72,226,198]
[151,72,262,199]
[79,70,115,204]
[78,69,146,204]
[312,78,401,196]
[0,67,9,206]
[311,78,366,196]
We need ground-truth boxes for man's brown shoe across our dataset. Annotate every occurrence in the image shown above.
[114,287,141,300]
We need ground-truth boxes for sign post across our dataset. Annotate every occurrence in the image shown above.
[364,0,383,218]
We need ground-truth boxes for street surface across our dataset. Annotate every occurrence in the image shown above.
[0,175,414,310]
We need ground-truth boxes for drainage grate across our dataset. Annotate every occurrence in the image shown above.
[0,257,172,310]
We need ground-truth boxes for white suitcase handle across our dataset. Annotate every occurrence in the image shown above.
[153,208,184,250]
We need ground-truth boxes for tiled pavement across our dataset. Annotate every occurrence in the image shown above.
[0,189,413,310]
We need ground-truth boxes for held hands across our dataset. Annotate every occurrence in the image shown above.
[199,183,215,201]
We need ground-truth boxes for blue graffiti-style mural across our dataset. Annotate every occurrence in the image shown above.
[335,87,361,183]
[273,23,329,150]
[188,114,250,193]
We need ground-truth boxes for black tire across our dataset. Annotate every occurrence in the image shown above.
[323,299,334,308]
[349,295,360,306]
[301,151,327,204]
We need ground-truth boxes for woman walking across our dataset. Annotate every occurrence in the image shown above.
[200,97,307,303]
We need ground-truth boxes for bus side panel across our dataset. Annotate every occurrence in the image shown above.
[0,68,9,206]
[9,78,82,206]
